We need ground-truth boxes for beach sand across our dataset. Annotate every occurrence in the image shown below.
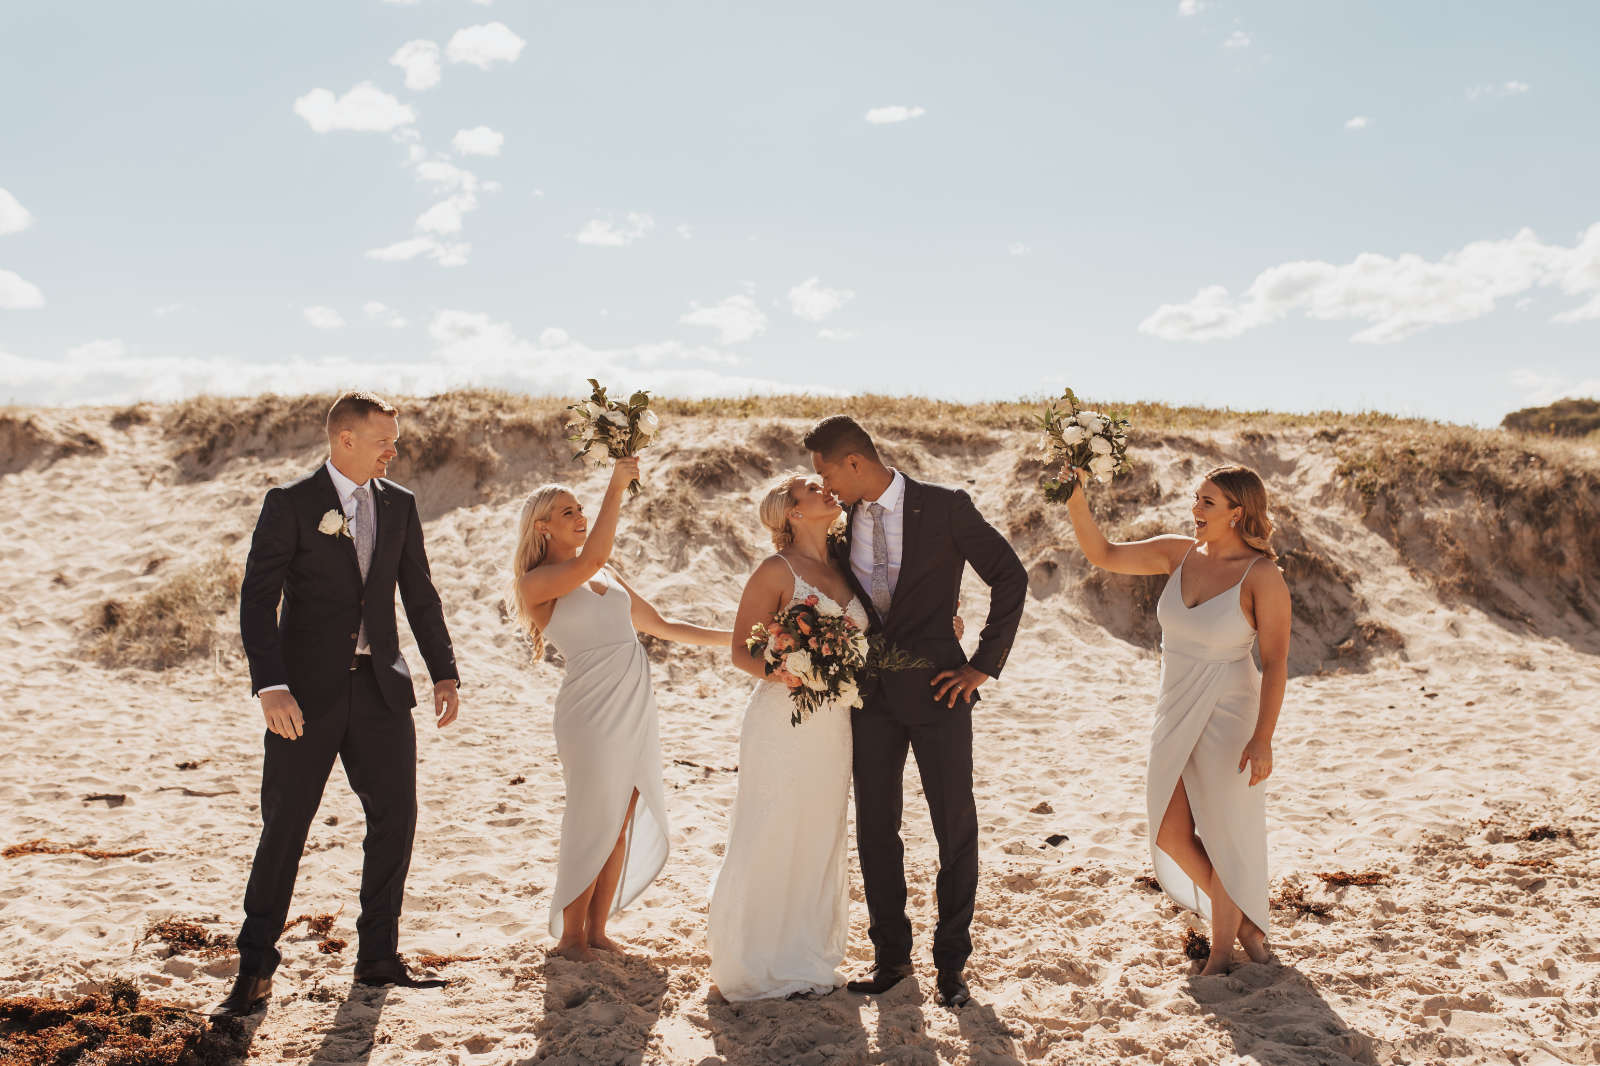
[1,399,1596,1065]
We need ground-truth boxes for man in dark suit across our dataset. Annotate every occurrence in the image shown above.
[212,391,462,1018]
[805,415,1027,1009]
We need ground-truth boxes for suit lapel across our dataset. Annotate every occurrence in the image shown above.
[888,475,926,622]
[312,465,363,586]
[371,478,397,582]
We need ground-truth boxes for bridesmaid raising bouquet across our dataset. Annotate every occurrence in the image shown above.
[1059,461,1291,974]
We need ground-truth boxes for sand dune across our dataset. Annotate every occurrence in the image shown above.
[1,395,1596,1065]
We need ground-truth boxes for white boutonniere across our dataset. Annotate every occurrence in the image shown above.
[318,508,352,539]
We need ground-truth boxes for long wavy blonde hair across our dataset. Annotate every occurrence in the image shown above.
[1205,465,1277,560]
[509,483,575,658]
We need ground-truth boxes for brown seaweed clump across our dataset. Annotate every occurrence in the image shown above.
[0,979,247,1066]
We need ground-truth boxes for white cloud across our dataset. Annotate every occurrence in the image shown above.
[681,293,768,344]
[390,40,442,92]
[1223,30,1251,49]
[152,302,188,317]
[676,223,692,239]
[363,301,408,328]
[414,160,480,193]
[818,328,856,342]
[67,339,126,361]
[452,125,504,156]
[865,105,926,125]
[575,212,654,247]
[416,192,478,235]
[1008,242,1031,256]
[787,277,855,322]
[446,22,526,68]
[0,188,33,236]
[1510,369,1600,405]
[294,82,415,133]
[0,269,45,309]
[365,236,471,268]
[381,0,420,5]
[1345,115,1370,130]
[1139,222,1600,343]
[1467,80,1531,101]
[1177,0,1207,14]
[303,306,345,330]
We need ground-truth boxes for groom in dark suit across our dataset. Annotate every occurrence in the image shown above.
[806,415,1027,1009]
[212,391,461,1018]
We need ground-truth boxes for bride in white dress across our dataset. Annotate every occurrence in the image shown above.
[708,473,864,1000]
[1058,462,1292,974]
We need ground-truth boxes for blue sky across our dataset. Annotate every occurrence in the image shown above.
[2,0,1596,424]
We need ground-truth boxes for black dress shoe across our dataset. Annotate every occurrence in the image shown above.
[935,970,970,1008]
[845,963,913,995]
[354,954,447,989]
[210,973,272,1018]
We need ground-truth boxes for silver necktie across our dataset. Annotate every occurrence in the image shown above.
[353,486,374,652]
[869,501,892,618]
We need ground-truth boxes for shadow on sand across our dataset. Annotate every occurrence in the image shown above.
[516,951,668,1066]
[1187,962,1379,1066]
[305,984,391,1066]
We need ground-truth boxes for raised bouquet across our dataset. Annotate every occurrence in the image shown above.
[1038,387,1131,502]
[746,598,871,725]
[566,378,659,495]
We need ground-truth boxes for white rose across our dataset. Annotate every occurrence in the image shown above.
[1089,435,1113,455]
[784,650,813,683]
[1089,454,1117,478]
[1075,411,1098,429]
[852,633,871,659]
[1059,424,1087,446]
[602,409,628,428]
[837,679,861,710]
[638,410,659,438]
[317,509,346,536]
[1096,470,1114,483]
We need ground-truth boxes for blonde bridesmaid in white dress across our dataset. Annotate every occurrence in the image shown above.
[511,457,731,961]
[1059,463,1291,974]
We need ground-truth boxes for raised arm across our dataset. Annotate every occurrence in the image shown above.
[728,556,795,681]
[610,570,732,648]
[516,457,638,608]
[1239,561,1291,786]
[1058,463,1191,576]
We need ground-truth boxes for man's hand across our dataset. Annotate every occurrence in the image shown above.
[261,690,305,740]
[931,663,990,708]
[433,679,460,728]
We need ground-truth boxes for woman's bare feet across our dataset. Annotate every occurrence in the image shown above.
[1239,924,1272,964]
[1198,947,1235,977]
[588,933,625,953]
[552,939,594,963]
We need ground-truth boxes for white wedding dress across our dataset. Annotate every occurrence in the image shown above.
[707,561,862,1001]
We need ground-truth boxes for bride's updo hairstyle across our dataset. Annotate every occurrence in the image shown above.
[756,473,803,551]
[510,483,574,657]
[1205,465,1277,560]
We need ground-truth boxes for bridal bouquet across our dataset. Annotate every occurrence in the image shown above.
[746,598,871,726]
[1037,387,1131,502]
[566,378,660,495]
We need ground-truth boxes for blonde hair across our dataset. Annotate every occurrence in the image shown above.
[1204,465,1277,560]
[757,473,805,551]
[510,483,575,658]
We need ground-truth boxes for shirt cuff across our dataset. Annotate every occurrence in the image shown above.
[258,684,290,695]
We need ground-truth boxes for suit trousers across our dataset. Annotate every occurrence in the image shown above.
[236,660,417,976]
[851,702,978,973]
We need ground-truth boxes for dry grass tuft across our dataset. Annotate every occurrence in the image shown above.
[1314,870,1391,887]
[139,918,235,959]
[3,839,147,860]
[1502,397,1600,439]
[0,980,246,1066]
[1181,928,1211,960]
[89,553,242,670]
[0,412,103,475]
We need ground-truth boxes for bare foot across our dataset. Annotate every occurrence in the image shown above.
[588,933,625,953]
[1198,947,1235,977]
[551,940,594,963]
[1239,926,1272,965]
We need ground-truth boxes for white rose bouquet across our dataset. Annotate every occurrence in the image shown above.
[1037,387,1131,502]
[566,378,660,496]
[744,596,871,726]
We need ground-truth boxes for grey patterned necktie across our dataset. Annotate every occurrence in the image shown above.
[352,485,374,651]
[868,501,892,618]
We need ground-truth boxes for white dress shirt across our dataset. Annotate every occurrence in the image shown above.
[849,468,906,605]
[260,461,374,696]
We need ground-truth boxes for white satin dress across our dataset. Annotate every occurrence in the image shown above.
[707,562,860,1001]
[542,568,671,939]
[1146,550,1270,936]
